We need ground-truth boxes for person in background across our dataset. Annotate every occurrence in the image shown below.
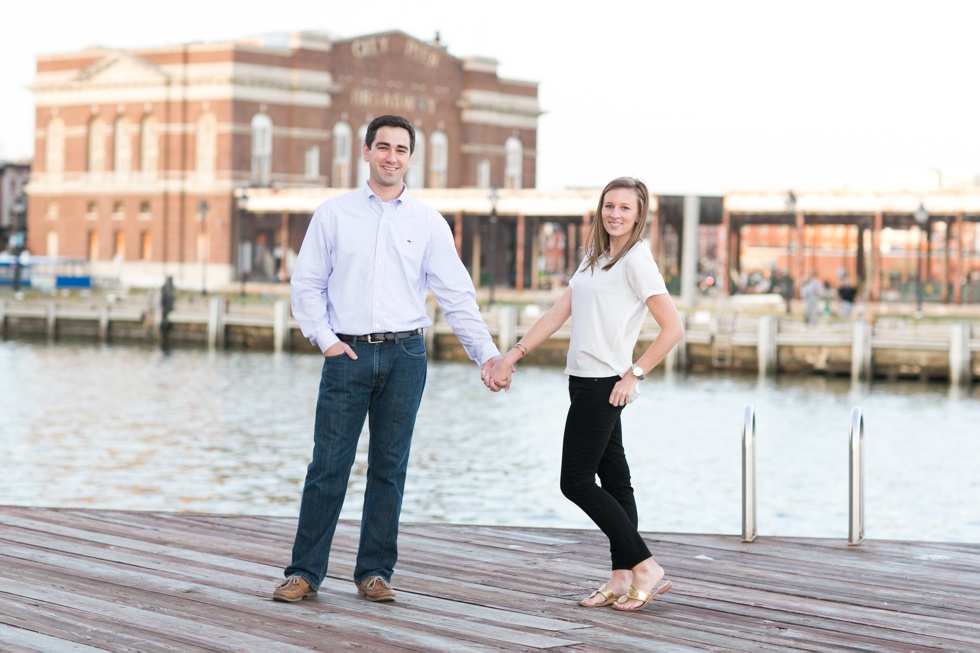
[838,279,857,318]
[801,275,823,325]
[274,114,506,605]
[487,177,684,612]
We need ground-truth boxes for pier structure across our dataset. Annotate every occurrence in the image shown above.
[1,293,977,384]
[722,190,980,304]
[1,506,977,651]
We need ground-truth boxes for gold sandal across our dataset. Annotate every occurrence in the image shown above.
[578,584,617,607]
[612,579,672,612]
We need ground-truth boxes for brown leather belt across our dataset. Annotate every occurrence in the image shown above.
[336,328,423,344]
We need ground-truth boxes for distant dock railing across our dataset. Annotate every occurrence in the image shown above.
[1,296,977,385]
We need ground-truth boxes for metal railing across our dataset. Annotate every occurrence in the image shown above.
[741,404,757,543]
[849,406,865,546]
[740,404,865,546]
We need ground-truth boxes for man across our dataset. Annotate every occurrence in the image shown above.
[273,114,506,604]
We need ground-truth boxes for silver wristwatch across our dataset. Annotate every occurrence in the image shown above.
[630,364,645,381]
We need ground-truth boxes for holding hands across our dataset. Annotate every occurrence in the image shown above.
[481,354,516,392]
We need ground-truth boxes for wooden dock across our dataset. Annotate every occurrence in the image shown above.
[1,506,978,652]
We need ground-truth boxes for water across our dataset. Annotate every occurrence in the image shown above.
[1,340,978,543]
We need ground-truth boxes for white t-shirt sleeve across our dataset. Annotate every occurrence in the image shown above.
[625,245,668,301]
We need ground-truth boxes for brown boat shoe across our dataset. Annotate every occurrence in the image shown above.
[272,575,317,602]
[356,576,396,602]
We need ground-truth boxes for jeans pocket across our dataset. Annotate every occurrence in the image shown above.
[397,335,426,359]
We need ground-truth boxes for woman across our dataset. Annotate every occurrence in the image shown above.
[487,177,684,611]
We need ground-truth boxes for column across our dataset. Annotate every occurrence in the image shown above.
[871,212,882,301]
[719,210,730,294]
[680,195,700,306]
[453,211,463,258]
[794,210,805,290]
[953,212,964,304]
[942,217,951,304]
[279,211,289,282]
[516,214,526,291]
[580,212,591,259]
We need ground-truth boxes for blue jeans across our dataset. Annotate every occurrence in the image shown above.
[560,375,651,570]
[285,334,427,590]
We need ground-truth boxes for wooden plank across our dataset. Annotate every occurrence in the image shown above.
[0,624,111,653]
[2,507,978,652]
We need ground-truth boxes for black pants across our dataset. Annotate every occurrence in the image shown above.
[561,375,652,570]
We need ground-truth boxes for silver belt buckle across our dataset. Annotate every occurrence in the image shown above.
[365,333,385,344]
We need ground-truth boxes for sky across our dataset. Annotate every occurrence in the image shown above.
[2,0,979,195]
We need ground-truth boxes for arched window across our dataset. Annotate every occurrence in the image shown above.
[45,118,65,181]
[196,113,217,180]
[251,113,273,185]
[113,116,131,180]
[87,117,106,178]
[406,130,426,188]
[140,115,158,178]
[428,130,448,189]
[114,230,126,260]
[356,123,369,188]
[476,159,491,189]
[332,121,352,187]
[87,230,99,260]
[505,136,523,189]
[304,145,320,180]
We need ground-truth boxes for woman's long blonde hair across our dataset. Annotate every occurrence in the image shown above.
[582,177,650,273]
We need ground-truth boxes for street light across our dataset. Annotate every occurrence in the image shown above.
[9,192,27,292]
[235,190,249,298]
[488,187,499,306]
[913,202,929,315]
[784,191,797,315]
[199,199,209,296]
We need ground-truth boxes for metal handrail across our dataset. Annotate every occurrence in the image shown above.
[848,406,865,545]
[741,404,757,543]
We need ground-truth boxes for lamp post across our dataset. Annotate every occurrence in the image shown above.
[913,202,928,316]
[9,192,26,292]
[235,190,249,298]
[784,191,797,315]
[488,187,499,306]
[199,199,209,296]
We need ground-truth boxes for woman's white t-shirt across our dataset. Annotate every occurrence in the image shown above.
[564,241,669,378]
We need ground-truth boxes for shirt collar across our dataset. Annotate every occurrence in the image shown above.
[363,180,408,205]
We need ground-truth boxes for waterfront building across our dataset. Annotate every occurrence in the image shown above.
[723,190,980,304]
[0,162,30,252]
[19,28,980,305]
[26,30,541,290]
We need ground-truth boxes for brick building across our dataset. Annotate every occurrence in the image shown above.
[27,30,540,289]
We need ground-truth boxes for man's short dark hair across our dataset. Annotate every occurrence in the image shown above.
[364,115,416,154]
